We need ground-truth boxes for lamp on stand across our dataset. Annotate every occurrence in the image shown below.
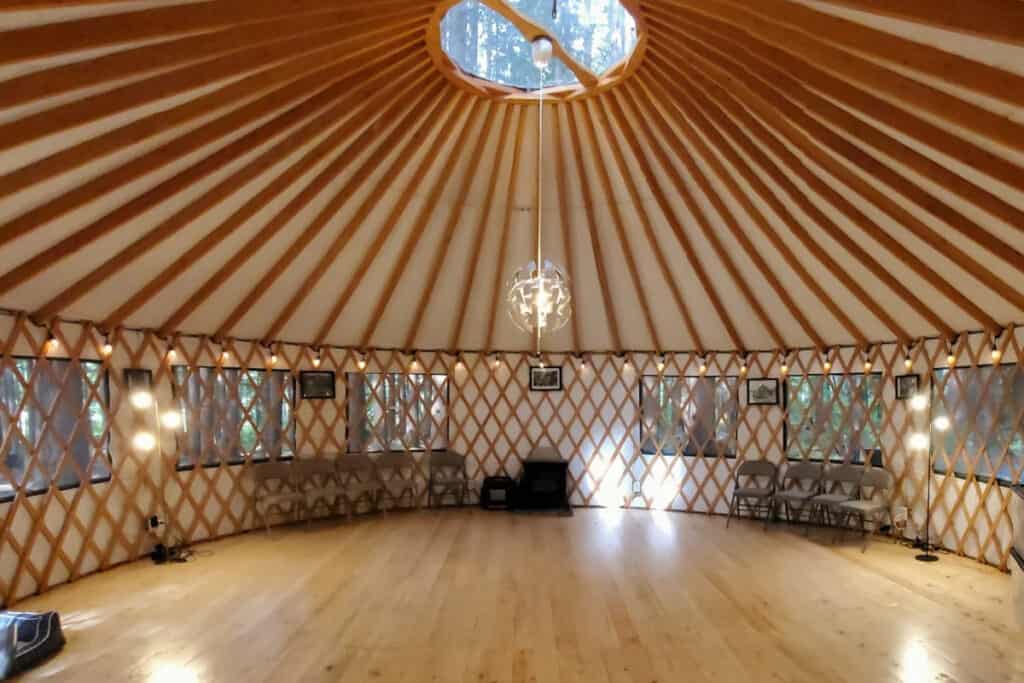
[909,392,947,563]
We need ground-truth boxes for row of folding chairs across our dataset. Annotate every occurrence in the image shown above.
[726,461,894,550]
[251,451,470,532]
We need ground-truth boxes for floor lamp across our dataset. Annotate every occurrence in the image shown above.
[909,395,945,563]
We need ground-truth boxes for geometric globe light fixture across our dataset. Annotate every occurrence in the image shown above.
[506,37,572,355]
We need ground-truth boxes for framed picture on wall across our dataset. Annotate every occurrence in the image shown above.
[529,366,562,392]
[122,368,152,393]
[300,371,336,399]
[747,378,779,406]
[896,374,920,400]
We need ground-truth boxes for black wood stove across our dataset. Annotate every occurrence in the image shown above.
[516,446,569,510]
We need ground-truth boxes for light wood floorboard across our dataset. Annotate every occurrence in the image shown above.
[14,509,1023,682]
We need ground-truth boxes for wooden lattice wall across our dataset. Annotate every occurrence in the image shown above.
[0,311,1020,606]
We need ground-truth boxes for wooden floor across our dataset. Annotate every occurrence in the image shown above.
[15,508,1023,682]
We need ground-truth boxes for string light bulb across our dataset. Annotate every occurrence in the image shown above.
[220,348,231,364]
[454,355,464,371]
[823,349,832,372]
[699,356,708,375]
[161,410,182,431]
[908,432,929,451]
[44,331,59,355]
[492,354,501,370]
[578,354,586,371]
[991,343,1002,363]
[357,352,367,371]
[166,345,177,363]
[740,354,748,375]
[268,346,278,366]
[312,348,321,368]
[946,337,957,367]
[132,431,157,452]
[130,390,154,410]
[656,355,665,373]
[101,335,113,357]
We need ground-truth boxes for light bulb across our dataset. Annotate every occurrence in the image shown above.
[932,416,950,432]
[166,347,177,363]
[740,365,747,375]
[824,361,832,372]
[44,335,59,355]
[992,347,1002,362]
[531,37,553,69]
[161,410,182,430]
[130,390,154,410]
[312,355,321,368]
[699,364,707,375]
[221,350,231,363]
[133,431,157,452]
[357,358,367,371]
[910,393,928,412]
[656,361,665,372]
[101,338,113,357]
[863,361,872,372]
[269,353,278,366]
[908,432,929,451]
[455,359,464,370]
[780,364,789,375]
[947,353,956,367]
[904,357,913,371]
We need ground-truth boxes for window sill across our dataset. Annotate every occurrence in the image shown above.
[639,451,737,459]
[175,454,294,472]
[0,474,112,504]
[933,468,1020,488]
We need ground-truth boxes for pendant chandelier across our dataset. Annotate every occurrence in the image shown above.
[505,37,573,355]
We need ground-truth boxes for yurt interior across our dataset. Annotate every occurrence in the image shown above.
[0,1,1023,681]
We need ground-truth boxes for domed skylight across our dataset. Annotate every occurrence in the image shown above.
[440,0,638,91]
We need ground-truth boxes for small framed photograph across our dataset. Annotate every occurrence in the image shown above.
[122,368,153,393]
[529,366,563,392]
[300,371,336,399]
[896,374,920,401]
[747,378,779,406]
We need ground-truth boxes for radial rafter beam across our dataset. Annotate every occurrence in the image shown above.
[31,51,428,324]
[814,0,1024,45]
[563,103,624,353]
[0,0,433,63]
[643,46,952,337]
[637,63,878,346]
[449,107,515,351]
[550,108,581,353]
[359,100,489,347]
[618,78,783,349]
[485,106,529,352]
[595,95,704,354]
[160,83,450,338]
[404,104,500,350]
[105,68,437,332]
[645,17,1007,332]
[627,79,823,350]
[0,6,431,111]
[476,0,598,87]
[577,100,661,352]
[309,93,474,347]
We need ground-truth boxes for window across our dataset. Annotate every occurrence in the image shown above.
[932,365,1024,485]
[785,374,883,462]
[347,373,448,453]
[0,357,110,500]
[172,366,294,468]
[639,375,738,456]
[440,0,638,90]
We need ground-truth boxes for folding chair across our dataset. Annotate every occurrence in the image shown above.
[726,460,777,530]
[808,464,862,530]
[294,458,344,524]
[428,450,468,508]
[837,468,894,551]
[375,451,418,511]
[252,462,304,533]
[774,462,824,528]
[337,453,382,521]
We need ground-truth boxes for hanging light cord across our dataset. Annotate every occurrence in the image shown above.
[535,67,545,358]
